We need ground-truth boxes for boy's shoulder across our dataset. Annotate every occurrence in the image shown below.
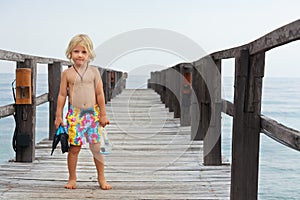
[89,65,102,76]
[63,67,73,74]
[89,65,100,72]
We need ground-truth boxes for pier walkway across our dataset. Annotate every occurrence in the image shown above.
[0,89,230,200]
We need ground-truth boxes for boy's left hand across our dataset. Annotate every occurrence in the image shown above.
[100,115,110,127]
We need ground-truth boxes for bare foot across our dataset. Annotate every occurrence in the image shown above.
[98,178,112,190]
[65,180,76,189]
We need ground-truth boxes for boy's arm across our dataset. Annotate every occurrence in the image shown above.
[55,71,67,129]
[95,74,109,127]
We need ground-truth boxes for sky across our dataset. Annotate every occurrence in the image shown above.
[0,0,299,77]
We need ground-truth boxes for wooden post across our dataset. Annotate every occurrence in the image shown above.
[115,71,120,96]
[106,70,112,102]
[153,71,159,93]
[179,63,192,126]
[152,72,156,92]
[148,73,152,89]
[165,69,171,109]
[170,67,178,114]
[148,72,154,89]
[166,68,175,112]
[191,64,202,140]
[156,71,162,97]
[15,58,37,162]
[160,70,166,104]
[200,60,211,144]
[112,71,120,97]
[122,72,127,90]
[230,50,265,200]
[101,68,108,103]
[173,65,181,118]
[111,71,116,98]
[116,71,122,95]
[192,59,210,140]
[48,62,62,140]
[203,58,222,165]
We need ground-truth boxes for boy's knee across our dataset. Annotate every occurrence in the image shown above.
[69,145,81,154]
[89,143,101,154]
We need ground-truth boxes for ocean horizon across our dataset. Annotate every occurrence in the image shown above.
[0,73,299,199]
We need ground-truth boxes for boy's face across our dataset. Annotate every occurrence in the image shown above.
[71,44,89,67]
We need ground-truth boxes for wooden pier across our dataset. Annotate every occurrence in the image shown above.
[0,89,230,199]
[0,19,300,200]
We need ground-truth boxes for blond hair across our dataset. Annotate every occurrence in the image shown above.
[65,34,96,61]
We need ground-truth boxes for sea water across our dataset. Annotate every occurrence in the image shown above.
[0,73,299,199]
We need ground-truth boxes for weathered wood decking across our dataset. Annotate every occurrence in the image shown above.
[0,89,230,200]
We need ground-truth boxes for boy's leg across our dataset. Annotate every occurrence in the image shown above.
[65,145,81,189]
[89,143,112,190]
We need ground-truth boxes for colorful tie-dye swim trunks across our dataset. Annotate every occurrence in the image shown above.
[66,105,102,146]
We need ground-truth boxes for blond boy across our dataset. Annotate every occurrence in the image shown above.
[55,34,111,190]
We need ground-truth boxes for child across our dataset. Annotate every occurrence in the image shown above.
[55,34,111,190]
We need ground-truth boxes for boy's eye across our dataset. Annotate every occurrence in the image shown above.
[73,50,87,54]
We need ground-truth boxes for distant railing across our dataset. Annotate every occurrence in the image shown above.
[148,19,300,200]
[0,49,126,162]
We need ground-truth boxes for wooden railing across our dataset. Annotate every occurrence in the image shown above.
[0,49,126,162]
[148,19,300,200]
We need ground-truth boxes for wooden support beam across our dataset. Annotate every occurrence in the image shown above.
[106,70,112,102]
[230,50,265,200]
[191,64,203,140]
[179,63,192,126]
[101,68,107,104]
[160,70,166,104]
[48,62,62,140]
[173,65,181,119]
[165,69,172,110]
[15,58,37,162]
[203,58,222,165]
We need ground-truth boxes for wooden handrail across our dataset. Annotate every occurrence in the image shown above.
[0,93,49,119]
[221,99,234,117]
[36,93,49,106]
[0,104,14,119]
[221,100,300,151]
[211,19,300,59]
[0,49,71,65]
[261,115,300,151]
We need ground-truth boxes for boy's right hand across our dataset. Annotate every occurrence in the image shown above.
[55,117,64,129]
